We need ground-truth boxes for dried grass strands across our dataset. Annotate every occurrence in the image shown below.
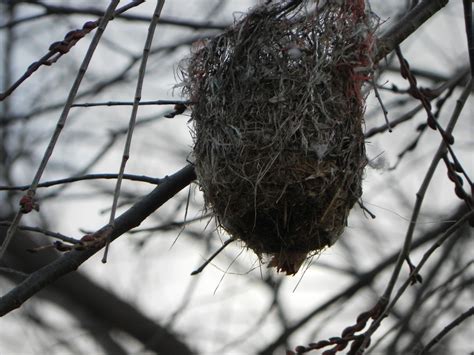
[182,0,377,274]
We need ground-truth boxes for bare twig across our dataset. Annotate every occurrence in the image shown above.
[0,0,145,101]
[71,99,192,107]
[365,67,469,138]
[355,78,473,354]
[0,1,227,30]
[356,211,474,355]
[258,205,469,355]
[0,221,79,244]
[1,33,207,129]
[300,211,471,355]
[129,214,211,233]
[103,0,166,263]
[418,306,474,355]
[0,267,29,279]
[190,237,236,275]
[0,0,121,261]
[0,173,164,191]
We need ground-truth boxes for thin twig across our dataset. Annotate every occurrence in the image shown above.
[191,237,236,275]
[258,205,469,355]
[356,78,473,354]
[365,104,422,138]
[1,33,207,128]
[365,67,469,138]
[40,134,121,201]
[129,214,211,234]
[358,211,474,355]
[418,306,474,355]
[0,221,79,244]
[0,0,121,262]
[0,267,29,279]
[0,2,227,30]
[103,0,166,263]
[71,99,193,107]
[0,173,164,191]
[0,0,145,101]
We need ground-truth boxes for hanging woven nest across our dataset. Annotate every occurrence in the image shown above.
[182,0,376,275]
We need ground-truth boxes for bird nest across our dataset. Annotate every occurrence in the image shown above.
[181,0,376,274]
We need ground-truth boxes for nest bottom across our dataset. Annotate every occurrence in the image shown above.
[199,151,363,275]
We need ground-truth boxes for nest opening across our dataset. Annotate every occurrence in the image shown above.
[182,0,376,274]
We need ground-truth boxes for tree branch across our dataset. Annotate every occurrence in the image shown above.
[0,173,164,191]
[375,0,449,63]
[418,306,474,355]
[1,1,228,30]
[258,205,469,355]
[0,164,196,316]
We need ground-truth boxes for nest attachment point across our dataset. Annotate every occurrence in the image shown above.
[182,0,376,275]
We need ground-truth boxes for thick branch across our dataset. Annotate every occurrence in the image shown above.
[375,0,449,63]
[0,164,196,316]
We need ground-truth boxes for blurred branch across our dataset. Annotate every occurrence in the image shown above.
[0,164,196,316]
[0,221,79,244]
[129,213,211,233]
[365,67,470,138]
[383,230,470,353]
[0,0,145,101]
[418,308,474,354]
[365,104,423,138]
[292,211,472,355]
[356,78,474,353]
[1,34,205,127]
[0,267,28,279]
[191,237,236,275]
[258,204,469,355]
[1,1,228,30]
[1,224,194,354]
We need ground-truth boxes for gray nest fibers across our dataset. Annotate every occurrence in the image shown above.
[182,0,376,274]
